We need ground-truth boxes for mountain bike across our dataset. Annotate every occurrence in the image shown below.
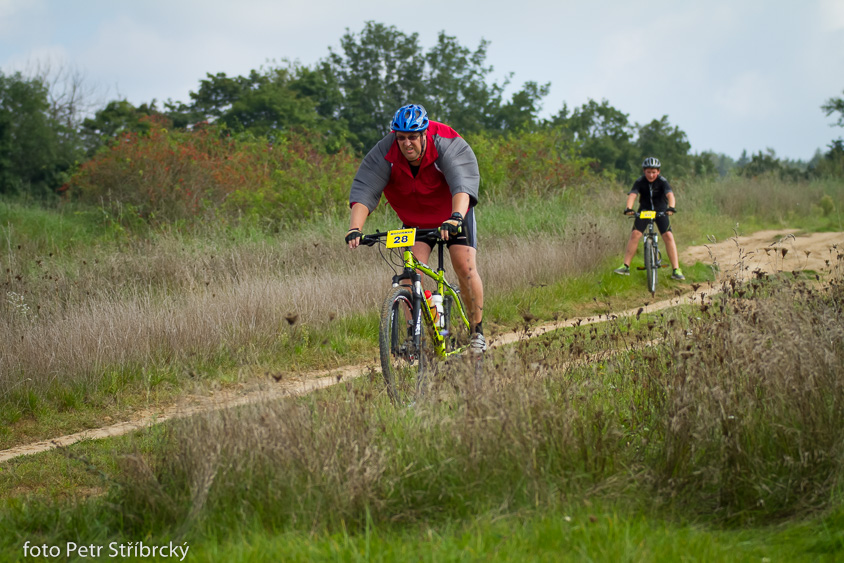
[360,227,474,404]
[633,210,668,296]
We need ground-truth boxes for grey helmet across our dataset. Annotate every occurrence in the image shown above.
[642,157,661,169]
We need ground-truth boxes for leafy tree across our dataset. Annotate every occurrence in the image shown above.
[811,139,844,178]
[808,148,824,170]
[635,115,692,176]
[420,32,549,133]
[323,22,551,149]
[324,21,426,149]
[80,99,161,154]
[688,151,719,178]
[0,71,80,196]
[421,32,505,133]
[183,70,265,123]
[551,99,637,178]
[739,148,803,180]
[692,151,736,178]
[548,102,703,180]
[34,62,100,138]
[286,64,344,121]
[806,90,844,177]
[821,90,844,127]
[494,81,551,132]
[167,64,334,141]
[218,71,323,138]
[740,149,782,177]
[151,22,551,152]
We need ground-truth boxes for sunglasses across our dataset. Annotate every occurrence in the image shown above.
[395,133,422,142]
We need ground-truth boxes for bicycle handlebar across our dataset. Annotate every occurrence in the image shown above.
[626,211,669,218]
[360,228,443,247]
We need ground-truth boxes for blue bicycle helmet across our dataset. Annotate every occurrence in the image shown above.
[642,157,661,169]
[391,104,429,132]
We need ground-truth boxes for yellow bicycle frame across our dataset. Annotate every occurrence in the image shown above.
[389,229,472,358]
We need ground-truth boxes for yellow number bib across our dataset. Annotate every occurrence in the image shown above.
[639,210,656,219]
[386,228,417,248]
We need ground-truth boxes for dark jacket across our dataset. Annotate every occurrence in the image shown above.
[629,175,673,211]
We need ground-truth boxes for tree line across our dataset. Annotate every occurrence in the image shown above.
[2,21,844,199]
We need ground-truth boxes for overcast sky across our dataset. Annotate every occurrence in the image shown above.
[2,0,843,162]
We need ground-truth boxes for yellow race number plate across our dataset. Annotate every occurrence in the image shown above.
[639,210,656,219]
[386,228,417,248]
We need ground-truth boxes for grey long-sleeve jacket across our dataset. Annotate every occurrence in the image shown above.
[349,121,479,228]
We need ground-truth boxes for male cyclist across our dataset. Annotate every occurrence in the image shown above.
[613,157,685,281]
[345,104,487,352]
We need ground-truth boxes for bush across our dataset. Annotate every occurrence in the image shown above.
[812,140,844,179]
[65,117,358,228]
[468,128,596,200]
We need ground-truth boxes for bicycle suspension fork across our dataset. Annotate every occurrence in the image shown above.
[392,262,425,351]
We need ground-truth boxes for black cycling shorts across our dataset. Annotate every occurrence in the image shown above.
[406,207,478,250]
[633,213,671,235]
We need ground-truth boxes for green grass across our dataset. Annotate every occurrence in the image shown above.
[1,500,838,562]
[171,504,844,562]
[1,176,843,561]
[0,364,185,450]
[0,200,109,253]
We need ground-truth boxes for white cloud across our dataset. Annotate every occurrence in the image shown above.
[713,71,777,119]
[0,0,47,44]
[819,0,844,31]
[2,44,69,72]
[70,4,367,104]
[596,30,647,71]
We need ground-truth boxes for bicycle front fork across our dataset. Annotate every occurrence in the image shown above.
[398,272,425,350]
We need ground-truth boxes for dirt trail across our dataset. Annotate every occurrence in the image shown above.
[2,230,841,464]
[682,229,842,281]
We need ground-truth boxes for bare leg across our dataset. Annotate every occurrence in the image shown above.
[411,241,432,274]
[447,245,484,328]
[662,231,680,270]
[622,230,643,266]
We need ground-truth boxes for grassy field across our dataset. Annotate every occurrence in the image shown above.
[1,175,843,561]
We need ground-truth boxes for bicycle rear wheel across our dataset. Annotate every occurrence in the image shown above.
[644,238,658,296]
[378,286,430,404]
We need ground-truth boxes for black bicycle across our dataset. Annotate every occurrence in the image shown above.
[633,210,668,296]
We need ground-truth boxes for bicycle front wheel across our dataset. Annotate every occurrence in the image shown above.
[644,238,658,296]
[442,292,470,353]
[378,286,429,404]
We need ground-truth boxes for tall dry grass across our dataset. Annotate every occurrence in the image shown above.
[110,263,844,535]
[679,174,844,235]
[3,174,839,418]
[0,210,619,409]
[646,270,844,521]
